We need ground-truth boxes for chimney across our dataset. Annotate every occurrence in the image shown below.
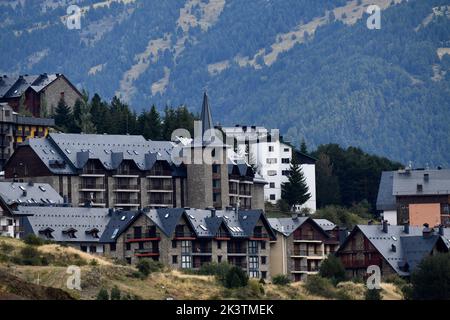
[391,244,396,252]
[382,220,389,233]
[422,223,433,238]
[63,195,68,204]
[28,181,34,187]
[439,225,445,236]
[210,207,216,218]
[22,190,27,197]
[403,223,410,234]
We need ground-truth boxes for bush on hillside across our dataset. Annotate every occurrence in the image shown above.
[23,234,45,246]
[136,259,164,277]
[272,274,291,286]
[110,286,121,300]
[411,254,450,300]
[365,288,382,300]
[319,255,346,284]
[96,288,109,300]
[223,266,248,289]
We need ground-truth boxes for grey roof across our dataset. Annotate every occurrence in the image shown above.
[99,210,141,243]
[376,171,396,211]
[346,225,450,276]
[393,169,450,196]
[144,208,276,239]
[268,216,309,237]
[19,206,112,243]
[15,116,55,127]
[22,133,176,174]
[0,182,63,206]
[313,219,337,231]
[0,74,59,99]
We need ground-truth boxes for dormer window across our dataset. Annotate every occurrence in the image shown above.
[86,228,100,239]
[63,228,77,239]
[38,227,54,239]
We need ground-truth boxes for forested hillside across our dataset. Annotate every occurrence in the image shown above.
[0,0,449,166]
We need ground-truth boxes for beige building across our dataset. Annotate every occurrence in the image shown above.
[268,216,340,281]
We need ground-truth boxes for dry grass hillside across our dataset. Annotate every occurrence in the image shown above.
[0,237,403,300]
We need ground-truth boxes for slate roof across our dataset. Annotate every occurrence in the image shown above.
[0,74,59,99]
[393,169,450,196]
[20,133,176,174]
[19,206,113,243]
[99,210,141,243]
[340,224,450,276]
[0,182,63,206]
[268,216,331,238]
[144,208,276,240]
[376,171,396,211]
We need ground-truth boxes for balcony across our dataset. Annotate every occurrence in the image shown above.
[79,198,106,206]
[229,188,238,195]
[192,246,213,255]
[291,249,324,257]
[174,231,196,239]
[78,184,105,191]
[134,248,160,257]
[113,198,140,206]
[113,170,140,177]
[81,169,105,176]
[292,265,320,272]
[126,232,161,242]
[250,232,269,240]
[113,184,140,192]
[147,183,173,192]
[293,234,322,242]
[227,247,247,255]
[147,170,172,178]
[239,189,251,196]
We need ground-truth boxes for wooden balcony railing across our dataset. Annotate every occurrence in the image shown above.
[227,247,247,254]
[126,232,160,241]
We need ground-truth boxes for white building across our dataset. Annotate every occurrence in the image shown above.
[0,199,18,238]
[220,125,316,212]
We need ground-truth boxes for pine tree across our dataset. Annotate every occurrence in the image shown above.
[54,97,74,132]
[75,93,97,134]
[96,288,109,300]
[281,154,311,210]
[138,105,162,140]
[300,139,308,155]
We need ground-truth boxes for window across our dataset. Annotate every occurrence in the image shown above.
[248,256,259,277]
[284,148,289,152]
[266,158,277,164]
[212,164,220,173]
[261,271,267,279]
[4,110,10,117]
[181,255,192,269]
[218,255,222,263]
[270,194,276,200]
[172,255,178,264]
[261,256,267,265]
[282,158,290,164]
[126,243,131,251]
[267,170,277,176]
[282,170,290,176]
[181,240,191,254]
[138,242,144,250]
[89,246,97,253]
[110,243,116,252]
[261,241,266,250]
[172,240,177,248]
[269,183,275,188]
[268,146,274,152]
[217,241,222,250]
[248,241,258,254]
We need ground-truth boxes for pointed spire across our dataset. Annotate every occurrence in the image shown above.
[200,91,213,138]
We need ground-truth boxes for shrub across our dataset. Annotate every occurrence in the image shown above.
[411,254,450,300]
[110,286,121,300]
[304,275,337,299]
[365,288,382,300]
[0,241,14,254]
[19,245,42,265]
[90,259,99,266]
[96,288,109,300]
[319,255,346,284]
[272,274,291,286]
[198,262,232,283]
[223,267,248,289]
[23,234,45,246]
[136,259,164,277]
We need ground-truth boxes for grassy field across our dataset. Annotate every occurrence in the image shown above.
[0,236,403,300]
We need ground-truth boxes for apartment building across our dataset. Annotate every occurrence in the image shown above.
[104,208,276,279]
[4,93,266,211]
[268,215,340,281]
[19,206,276,279]
[0,181,63,238]
[0,102,54,169]
[220,125,316,212]
[377,168,450,227]
[336,222,450,279]
[0,73,82,117]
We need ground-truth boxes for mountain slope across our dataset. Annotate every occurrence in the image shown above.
[0,0,449,166]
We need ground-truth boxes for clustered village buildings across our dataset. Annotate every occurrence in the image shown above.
[0,73,449,282]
